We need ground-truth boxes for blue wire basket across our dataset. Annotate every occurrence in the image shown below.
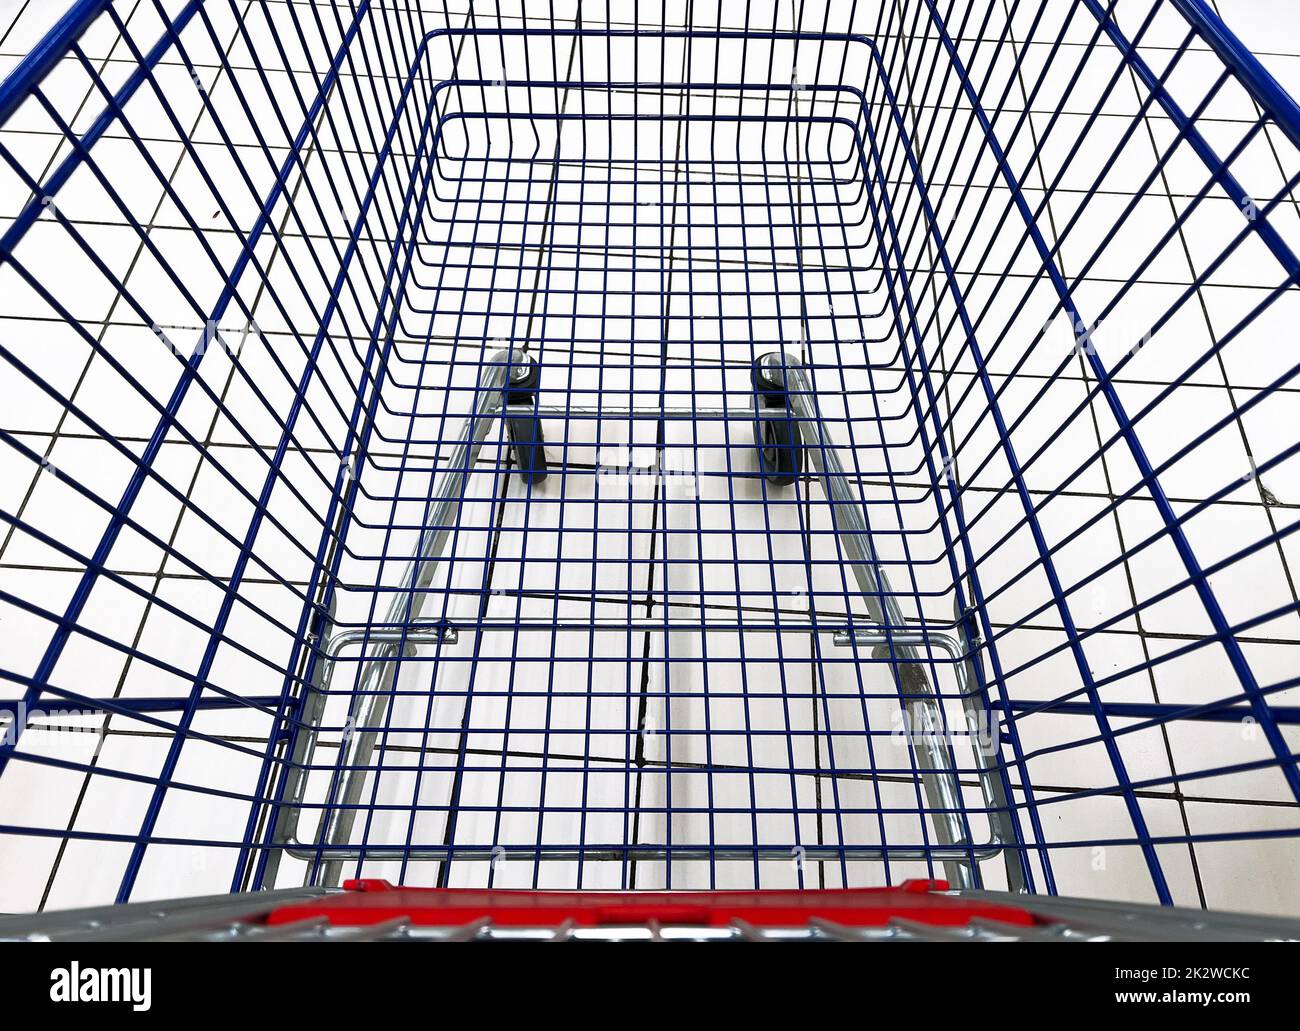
[0,0,1297,915]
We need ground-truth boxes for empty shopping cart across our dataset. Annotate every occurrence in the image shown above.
[0,0,1298,934]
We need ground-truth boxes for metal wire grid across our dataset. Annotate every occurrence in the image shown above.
[0,0,1296,913]
[269,21,996,893]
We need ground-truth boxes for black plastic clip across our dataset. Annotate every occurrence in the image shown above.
[751,354,802,487]
[505,354,547,485]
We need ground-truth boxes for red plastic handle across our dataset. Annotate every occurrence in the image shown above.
[265,878,1040,929]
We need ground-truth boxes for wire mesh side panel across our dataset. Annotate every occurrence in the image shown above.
[869,0,1300,911]
[0,0,468,909]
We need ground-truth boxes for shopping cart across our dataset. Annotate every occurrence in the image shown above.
[0,0,1298,939]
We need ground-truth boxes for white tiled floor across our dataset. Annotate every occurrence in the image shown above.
[0,0,1298,918]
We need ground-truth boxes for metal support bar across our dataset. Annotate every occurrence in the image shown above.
[278,623,1011,868]
[0,0,111,126]
[1168,0,1300,153]
[0,695,283,718]
[0,887,334,943]
[760,352,978,888]
[274,349,521,886]
[284,843,1003,864]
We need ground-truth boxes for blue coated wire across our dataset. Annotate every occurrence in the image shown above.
[0,1,1296,907]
